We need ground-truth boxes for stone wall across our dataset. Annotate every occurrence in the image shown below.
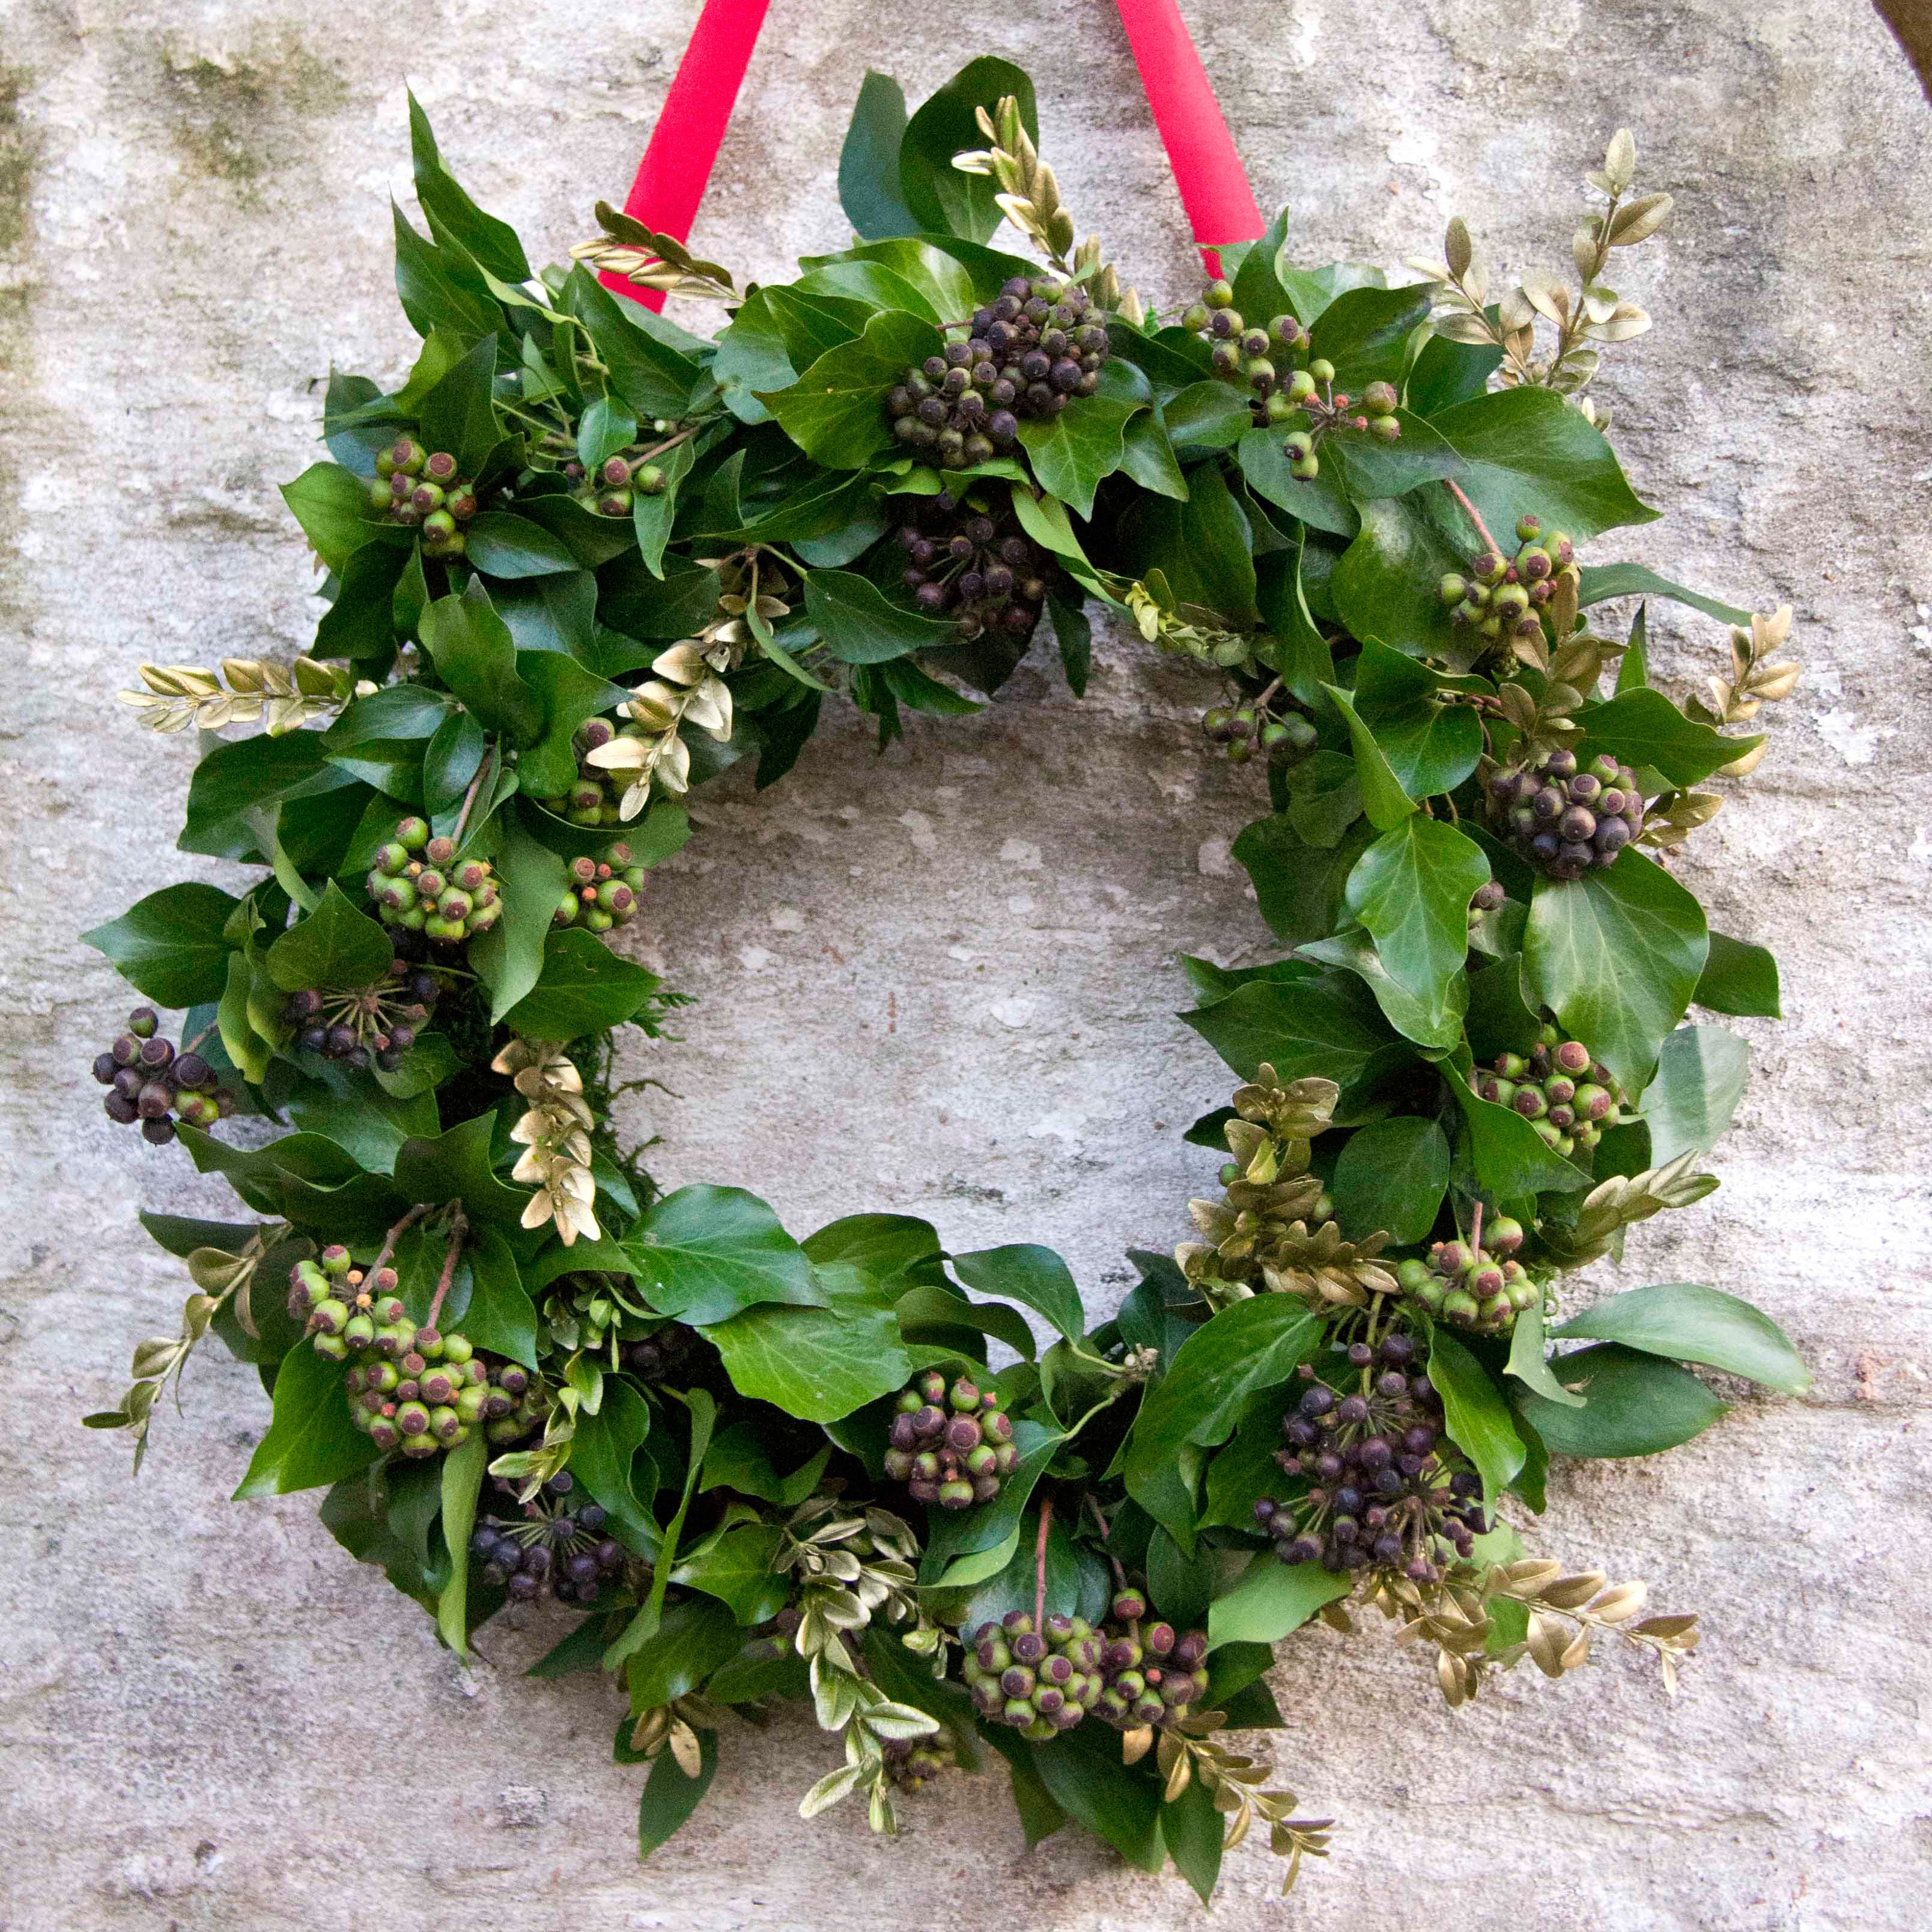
[2,2,1928,1927]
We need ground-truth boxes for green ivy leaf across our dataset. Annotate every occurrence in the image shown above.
[1427,1326,1525,1504]
[435,1429,487,1654]
[392,1113,533,1229]
[920,1421,1062,1581]
[1444,1045,1593,1204]
[232,1341,381,1498]
[463,511,581,580]
[1551,1281,1809,1395]
[636,1725,719,1861]
[1502,1297,1586,1408]
[1513,1343,1728,1457]
[1236,426,1359,539]
[950,1244,1086,1344]
[1116,459,1258,624]
[623,1185,826,1328]
[1182,965,1411,1098]
[1579,688,1759,786]
[1328,493,1468,663]
[804,568,954,663]
[1159,381,1253,456]
[1320,683,1417,830]
[1405,330,1502,416]
[1578,563,1749,628]
[1307,284,1433,393]
[1341,816,1492,1047]
[1523,849,1709,1096]
[422,709,486,813]
[1284,754,1364,849]
[1015,395,1139,522]
[1432,385,1659,541]
[761,308,943,469]
[631,436,698,579]
[571,1378,660,1554]
[1694,931,1781,1019]
[672,1521,791,1626]
[702,1423,833,1507]
[263,881,395,993]
[1331,1116,1450,1244]
[897,57,1037,242]
[1642,1024,1749,1165]
[1125,1299,1325,1549]
[1231,815,1376,957]
[82,882,241,1009]
[705,1294,911,1423]
[415,335,502,477]
[1349,637,1486,800]
[281,462,397,575]
[468,809,568,1022]
[838,70,920,238]
[457,1223,539,1368]
[420,580,543,742]
[1206,1554,1351,1650]
[501,928,661,1038]
[624,1595,744,1710]
[391,200,499,342]
[564,265,703,424]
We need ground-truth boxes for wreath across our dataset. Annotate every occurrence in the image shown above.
[79,48,1809,1904]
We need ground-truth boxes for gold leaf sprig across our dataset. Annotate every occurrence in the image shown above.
[1125,573,1257,672]
[1405,130,1669,424]
[1387,1558,1700,1706]
[493,1037,600,1246]
[953,97,1140,319]
[1491,627,1624,753]
[82,1226,290,1469]
[1132,1712,1335,1893]
[117,658,368,735]
[568,201,739,303]
[628,1694,724,1778]
[1532,1149,1719,1270]
[776,1495,946,1835]
[1687,605,1801,775]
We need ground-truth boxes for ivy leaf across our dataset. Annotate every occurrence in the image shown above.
[1578,562,1749,628]
[1182,966,1411,1098]
[564,265,703,423]
[1341,816,1492,1048]
[1432,385,1659,540]
[1275,260,1388,330]
[1695,932,1781,1019]
[838,70,920,238]
[761,308,943,469]
[1349,636,1486,800]
[1015,396,1138,521]
[1427,1327,1525,1504]
[393,1112,533,1229]
[1523,849,1709,1096]
[1307,284,1433,393]
[463,512,580,581]
[920,1421,1062,1581]
[1125,1299,1325,1549]
[1116,459,1258,624]
[673,1522,791,1626]
[1642,1024,1749,1165]
[1331,1117,1450,1244]
[419,580,543,742]
[705,1293,910,1423]
[415,335,502,478]
[421,709,486,813]
[391,199,499,342]
[950,1244,1086,1344]
[1206,1554,1351,1650]
[406,92,530,281]
[1285,754,1364,849]
[232,1342,381,1498]
[1233,814,1375,952]
[1503,1297,1587,1408]
[502,928,663,1038]
[1162,1767,1224,1907]
[1159,381,1253,456]
[1253,542,1338,706]
[622,1596,744,1709]
[804,568,953,663]
[435,1430,487,1654]
[458,1223,539,1368]
[1579,688,1759,786]
[1296,930,1467,1053]
[1551,1281,1809,1395]
[571,1378,660,1554]
[1236,426,1359,539]
[1329,493,1468,663]
[1513,1343,1728,1457]
[468,809,568,1022]
[702,1423,833,1506]
[263,881,395,993]
[636,1726,719,1861]
[897,57,1036,242]
[1026,1722,1165,1874]
[623,1185,826,1328]
[1444,1047,1593,1205]
[1320,683,1416,830]
[315,543,409,665]
[82,882,241,1009]
[631,437,699,579]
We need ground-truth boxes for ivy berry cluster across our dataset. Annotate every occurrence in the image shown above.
[91,1006,231,1144]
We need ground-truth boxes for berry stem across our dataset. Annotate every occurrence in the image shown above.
[1086,1493,1131,1591]
[368,1201,434,1281]
[1442,479,1505,563]
[425,1207,470,1328]
[451,744,497,851]
[1469,1200,1485,1257]
[1033,1489,1054,1635]
[182,1019,220,1056]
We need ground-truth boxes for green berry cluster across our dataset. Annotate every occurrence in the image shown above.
[883,1370,1018,1508]
[288,1248,543,1456]
[364,817,501,944]
[1486,749,1646,881]
[961,1595,1209,1740]
[1202,700,1317,768]
[1472,1022,1633,1156]
[1438,513,1579,658]
[552,840,647,932]
[888,276,1109,468]
[569,449,673,519]
[1396,1226,1537,1334]
[93,1006,232,1144]
[371,439,479,559]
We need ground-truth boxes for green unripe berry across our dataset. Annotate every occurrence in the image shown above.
[1308,357,1335,383]
[1287,369,1316,403]
[396,817,430,850]
[1442,1288,1480,1323]
[309,1297,350,1336]
[1182,302,1210,332]
[368,478,395,510]
[1362,380,1398,415]
[1516,514,1542,540]
[1204,279,1234,309]
[343,1314,376,1350]
[312,1332,350,1361]
[1264,391,1296,424]
[421,509,457,543]
[1370,415,1401,441]
[1440,574,1468,606]
[1291,454,1319,480]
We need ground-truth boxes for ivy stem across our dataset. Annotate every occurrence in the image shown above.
[425,1207,469,1329]
[1086,1493,1130,1593]
[451,744,496,850]
[1443,479,1505,561]
[1033,1490,1054,1635]
[367,1201,433,1283]
[631,422,699,467]
[1469,1200,1486,1257]
[183,1020,220,1056]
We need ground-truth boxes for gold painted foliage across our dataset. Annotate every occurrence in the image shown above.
[118,657,365,734]
[493,1037,600,1247]
[570,201,739,302]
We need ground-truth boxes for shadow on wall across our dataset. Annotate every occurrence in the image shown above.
[1875,0,1932,97]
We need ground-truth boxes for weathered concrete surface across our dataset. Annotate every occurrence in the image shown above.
[2,2,1930,1927]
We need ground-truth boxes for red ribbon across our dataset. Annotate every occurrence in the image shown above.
[1111,0,1265,277]
[609,0,1261,301]
[600,0,772,311]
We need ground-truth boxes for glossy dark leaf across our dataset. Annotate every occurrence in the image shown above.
[1349,636,1487,800]
[1182,965,1411,1095]
[1206,1553,1352,1649]
[82,882,240,1009]
[838,70,920,238]
[1162,1769,1224,1907]
[1332,1116,1450,1243]
[1695,931,1781,1019]
[1580,688,1758,786]
[564,265,702,424]
[1308,284,1433,393]
[636,1725,719,1861]
[1551,1281,1809,1394]
[624,1185,825,1328]
[1284,754,1364,849]
[1025,1716,1165,1873]
[464,511,580,580]
[1016,395,1139,521]
[761,308,943,468]
[570,1378,661,1554]
[673,1522,790,1626]
[1236,426,1359,540]
[1642,1023,1749,1164]
[1427,1326,1525,1504]
[393,1111,534,1229]
[1329,493,1468,664]
[1578,562,1749,628]
[263,881,395,993]
[705,1293,911,1423]
[467,809,568,1022]
[419,580,543,741]
[804,568,953,663]
[390,200,499,342]
[1445,1050,1593,1204]
[1514,1343,1728,1457]
[950,1244,1086,1344]
[624,1595,744,1709]
[416,335,501,476]
[1117,459,1258,625]
[232,1340,381,1498]
[502,926,662,1039]
[920,1422,1062,1582]
[898,58,1037,242]
[1320,682,1416,830]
